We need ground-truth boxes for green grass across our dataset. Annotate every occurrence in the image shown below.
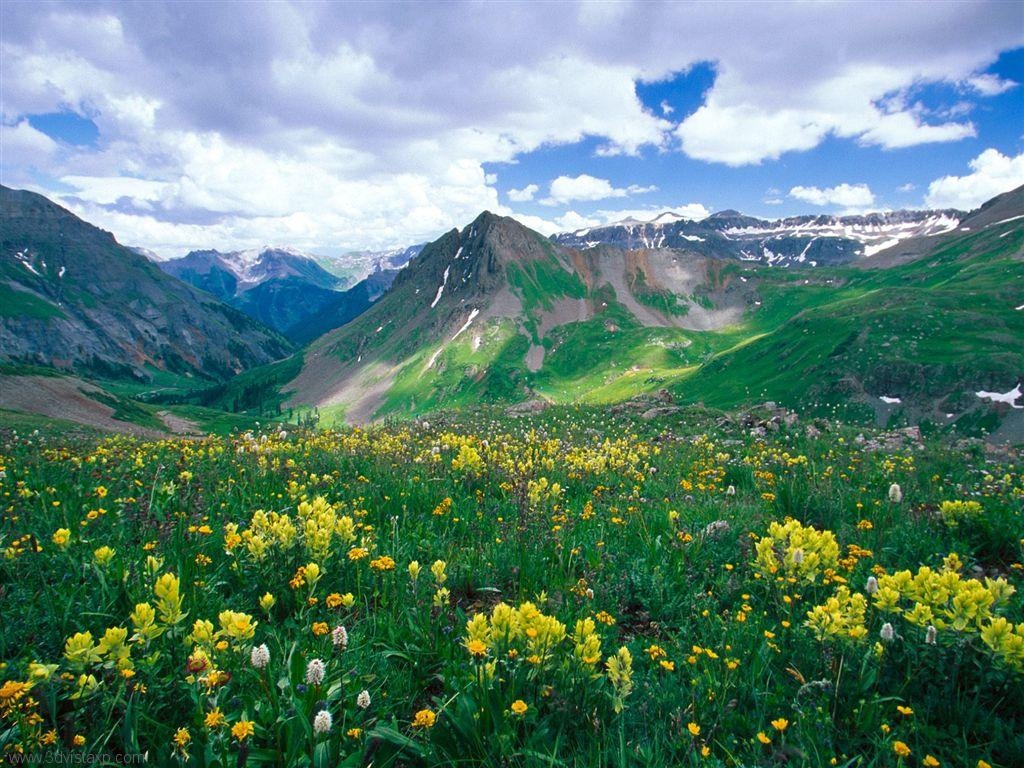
[0,407,1020,765]
[0,283,65,319]
[506,256,586,316]
[0,407,100,435]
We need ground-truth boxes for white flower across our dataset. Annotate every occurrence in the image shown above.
[305,658,326,686]
[726,485,736,496]
[357,689,371,709]
[925,625,937,645]
[702,520,730,538]
[250,644,270,669]
[332,625,348,649]
[865,576,879,595]
[888,483,903,503]
[313,709,332,735]
[880,622,895,642]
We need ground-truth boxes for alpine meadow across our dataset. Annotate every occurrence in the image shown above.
[1,2,1023,767]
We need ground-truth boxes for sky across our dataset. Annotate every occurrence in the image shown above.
[2,1,1023,258]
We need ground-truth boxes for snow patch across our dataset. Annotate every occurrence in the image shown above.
[430,265,450,308]
[976,384,1023,409]
[451,308,480,341]
[987,214,1024,227]
[879,396,902,405]
[864,238,901,257]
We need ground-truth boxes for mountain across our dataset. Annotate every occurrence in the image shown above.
[280,194,1023,436]
[160,247,399,342]
[281,211,768,422]
[0,186,291,381]
[860,185,1024,268]
[552,208,964,266]
[161,246,341,300]
[315,244,424,286]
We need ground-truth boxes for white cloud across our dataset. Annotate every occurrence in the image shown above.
[660,100,674,116]
[511,202,711,236]
[678,104,828,166]
[507,184,539,202]
[541,174,656,206]
[924,149,1024,210]
[790,183,875,208]
[1,120,61,163]
[898,183,916,193]
[856,110,976,149]
[966,74,1017,96]
[593,203,710,223]
[0,1,1020,251]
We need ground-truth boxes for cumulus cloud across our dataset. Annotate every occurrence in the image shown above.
[790,183,876,208]
[1,120,61,163]
[924,149,1024,210]
[0,1,1020,251]
[541,174,657,206]
[966,73,1017,96]
[510,202,711,236]
[507,184,539,202]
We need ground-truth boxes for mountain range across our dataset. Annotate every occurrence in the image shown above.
[1,184,1021,439]
[279,189,1023,436]
[159,247,401,343]
[551,208,964,266]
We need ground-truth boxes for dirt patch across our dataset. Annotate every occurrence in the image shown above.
[525,344,545,372]
[158,411,202,435]
[0,375,166,437]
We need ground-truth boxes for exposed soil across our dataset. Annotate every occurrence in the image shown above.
[0,375,166,437]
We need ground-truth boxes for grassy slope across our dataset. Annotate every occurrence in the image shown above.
[25,216,1012,431]
[284,220,1022,427]
[674,224,1024,424]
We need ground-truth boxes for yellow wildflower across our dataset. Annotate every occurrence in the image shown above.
[232,719,255,741]
[412,708,436,729]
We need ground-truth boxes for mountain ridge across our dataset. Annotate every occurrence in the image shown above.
[279,192,1023,433]
[0,185,291,382]
[553,206,965,266]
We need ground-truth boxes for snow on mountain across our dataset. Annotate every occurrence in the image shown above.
[553,208,966,267]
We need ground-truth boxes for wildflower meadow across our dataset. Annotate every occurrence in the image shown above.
[1,406,1021,766]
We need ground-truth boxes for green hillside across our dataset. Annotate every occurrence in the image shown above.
[273,195,1021,435]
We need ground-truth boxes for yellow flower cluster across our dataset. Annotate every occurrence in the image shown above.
[464,601,567,665]
[938,500,983,528]
[605,646,633,712]
[754,519,839,584]
[805,586,868,642]
[872,560,1014,632]
[572,617,602,666]
[452,443,485,475]
[979,618,1024,672]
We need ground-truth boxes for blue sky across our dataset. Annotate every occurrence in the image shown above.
[2,1,1023,256]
